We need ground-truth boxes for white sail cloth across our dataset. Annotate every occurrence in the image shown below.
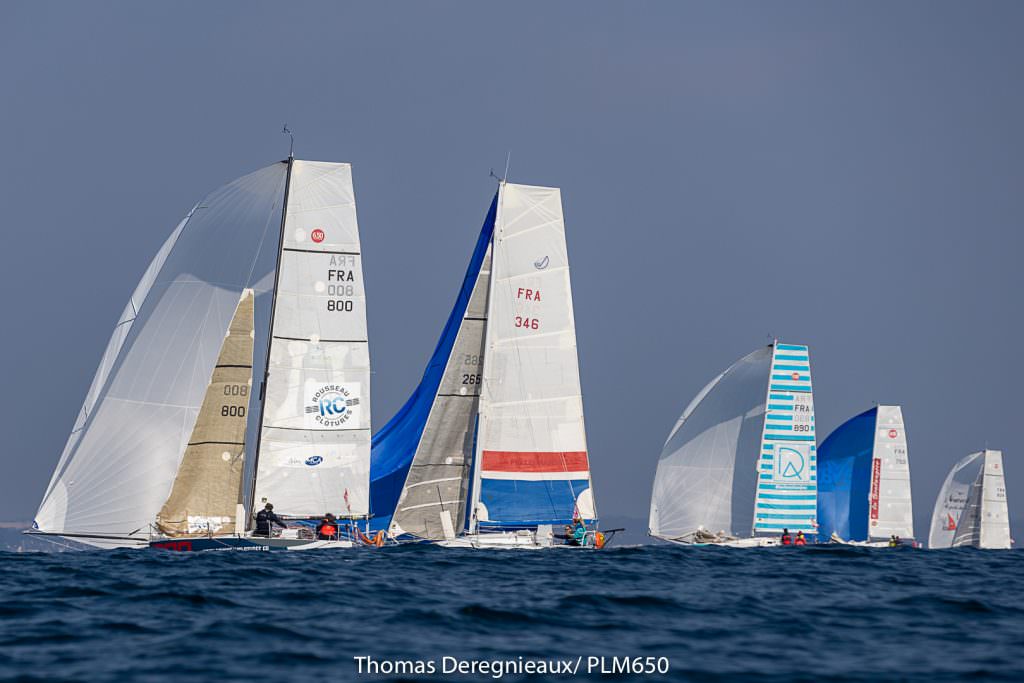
[649,347,771,540]
[253,161,371,518]
[868,406,914,540]
[34,163,287,545]
[930,450,1010,549]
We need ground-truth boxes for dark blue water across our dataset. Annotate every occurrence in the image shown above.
[2,545,1023,683]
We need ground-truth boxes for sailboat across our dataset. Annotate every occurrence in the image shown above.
[648,342,819,547]
[928,449,1011,549]
[30,155,374,551]
[371,181,601,549]
[816,405,915,547]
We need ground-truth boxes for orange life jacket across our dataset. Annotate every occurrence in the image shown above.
[318,523,337,538]
[794,534,807,546]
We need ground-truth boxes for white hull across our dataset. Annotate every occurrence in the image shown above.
[436,529,602,550]
[658,534,781,548]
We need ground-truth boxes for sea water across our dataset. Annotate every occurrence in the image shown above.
[1,545,1022,682]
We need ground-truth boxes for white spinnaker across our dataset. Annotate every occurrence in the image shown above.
[868,406,914,540]
[648,347,771,540]
[929,451,985,548]
[979,450,1011,549]
[34,163,287,545]
[253,161,371,518]
[471,182,593,527]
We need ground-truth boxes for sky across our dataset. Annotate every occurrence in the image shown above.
[1,2,1022,539]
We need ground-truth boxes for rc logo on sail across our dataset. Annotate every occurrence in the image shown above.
[311,228,326,243]
[306,384,359,428]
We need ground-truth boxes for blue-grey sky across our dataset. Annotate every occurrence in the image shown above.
[2,2,1022,539]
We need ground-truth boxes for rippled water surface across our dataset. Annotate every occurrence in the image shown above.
[2,545,1023,682]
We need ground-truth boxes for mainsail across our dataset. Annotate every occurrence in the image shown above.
[649,342,817,542]
[816,405,913,542]
[469,183,594,531]
[33,163,286,546]
[930,450,1010,549]
[253,160,372,518]
[156,290,255,537]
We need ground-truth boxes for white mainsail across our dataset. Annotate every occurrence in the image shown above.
[930,449,1010,549]
[867,406,914,540]
[252,160,372,518]
[469,182,595,531]
[649,342,817,542]
[34,163,287,547]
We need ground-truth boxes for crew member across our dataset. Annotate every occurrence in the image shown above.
[780,528,792,545]
[317,513,338,540]
[794,530,807,546]
[562,525,578,546]
[253,502,287,537]
[572,517,587,547]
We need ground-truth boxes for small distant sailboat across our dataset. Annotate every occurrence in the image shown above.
[373,181,601,549]
[30,155,374,550]
[648,342,819,547]
[816,405,915,547]
[929,449,1011,549]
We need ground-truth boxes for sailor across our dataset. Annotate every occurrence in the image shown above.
[780,528,792,545]
[572,517,587,546]
[562,525,578,546]
[794,530,807,546]
[253,503,287,537]
[317,513,338,540]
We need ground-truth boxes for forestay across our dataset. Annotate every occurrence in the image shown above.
[471,183,594,529]
[253,161,372,518]
[156,289,255,537]
[33,163,286,546]
[751,344,818,536]
[648,347,771,540]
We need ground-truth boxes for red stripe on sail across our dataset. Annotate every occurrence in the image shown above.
[481,451,589,473]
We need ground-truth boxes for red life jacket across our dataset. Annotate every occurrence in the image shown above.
[318,523,337,538]
[794,535,807,546]
[781,534,792,545]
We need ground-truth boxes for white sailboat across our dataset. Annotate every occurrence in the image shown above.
[648,342,819,547]
[378,181,602,549]
[30,155,374,551]
[929,449,1011,549]
[816,405,915,547]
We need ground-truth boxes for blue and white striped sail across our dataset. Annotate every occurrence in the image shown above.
[751,343,818,536]
[649,341,816,543]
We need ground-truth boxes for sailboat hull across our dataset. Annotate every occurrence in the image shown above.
[148,536,356,552]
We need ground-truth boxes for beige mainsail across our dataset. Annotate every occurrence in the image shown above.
[156,289,255,537]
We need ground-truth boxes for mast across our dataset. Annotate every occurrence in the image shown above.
[247,153,294,527]
[469,181,503,534]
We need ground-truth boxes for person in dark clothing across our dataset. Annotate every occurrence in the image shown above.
[253,503,287,537]
[316,513,338,540]
[780,528,792,545]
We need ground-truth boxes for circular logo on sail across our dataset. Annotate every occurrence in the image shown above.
[305,455,323,467]
[790,371,800,381]
[305,384,358,427]
[888,429,898,439]
[311,228,326,243]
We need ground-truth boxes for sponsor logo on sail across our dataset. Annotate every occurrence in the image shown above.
[533,255,549,270]
[790,372,800,381]
[305,455,323,466]
[311,228,326,243]
[777,446,806,480]
[305,384,359,427]
[888,429,898,439]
